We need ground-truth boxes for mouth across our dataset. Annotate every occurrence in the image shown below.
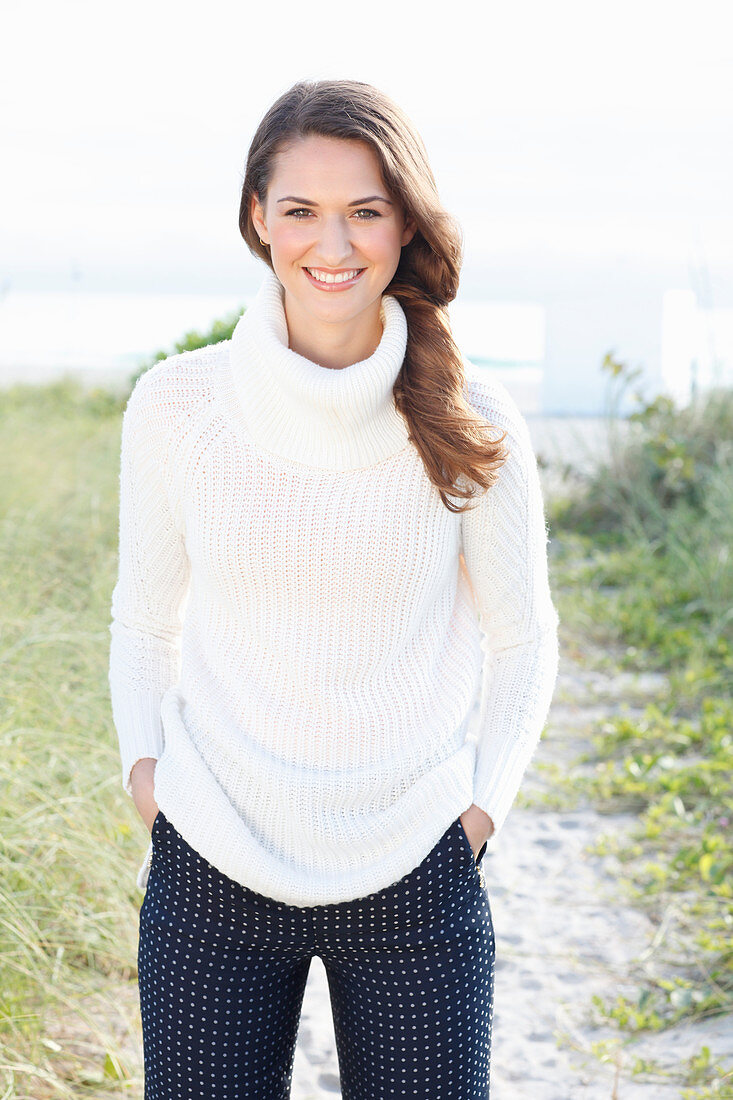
[303,267,366,291]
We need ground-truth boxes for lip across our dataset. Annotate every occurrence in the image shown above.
[303,267,366,291]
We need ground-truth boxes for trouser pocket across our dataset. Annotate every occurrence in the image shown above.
[455,817,488,888]
[136,810,167,891]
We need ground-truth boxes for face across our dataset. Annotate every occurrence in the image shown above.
[250,134,416,334]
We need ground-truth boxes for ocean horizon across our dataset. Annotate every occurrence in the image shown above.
[0,288,549,411]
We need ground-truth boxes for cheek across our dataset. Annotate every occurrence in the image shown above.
[363,224,405,262]
[271,223,312,256]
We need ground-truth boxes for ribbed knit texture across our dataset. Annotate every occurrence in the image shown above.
[109,268,560,907]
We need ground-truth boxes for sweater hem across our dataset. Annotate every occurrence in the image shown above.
[149,715,478,908]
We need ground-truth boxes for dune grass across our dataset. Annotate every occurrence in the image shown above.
[549,351,732,699]
[1,379,144,1097]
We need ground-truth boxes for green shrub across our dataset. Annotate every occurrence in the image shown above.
[550,355,733,689]
[555,352,733,544]
[127,306,244,392]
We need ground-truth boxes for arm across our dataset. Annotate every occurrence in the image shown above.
[461,382,560,837]
[108,371,191,799]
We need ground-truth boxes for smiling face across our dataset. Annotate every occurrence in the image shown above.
[250,134,415,346]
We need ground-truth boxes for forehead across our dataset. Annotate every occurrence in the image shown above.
[269,135,387,197]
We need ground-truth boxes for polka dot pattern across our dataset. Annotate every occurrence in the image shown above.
[138,810,495,1098]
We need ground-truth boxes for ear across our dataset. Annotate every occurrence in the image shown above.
[251,192,268,244]
[401,216,417,247]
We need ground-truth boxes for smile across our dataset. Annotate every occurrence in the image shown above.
[303,267,366,290]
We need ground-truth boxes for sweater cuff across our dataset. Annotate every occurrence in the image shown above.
[472,620,559,836]
[114,691,166,797]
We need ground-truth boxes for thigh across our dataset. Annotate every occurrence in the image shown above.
[319,818,495,1100]
[138,810,313,1100]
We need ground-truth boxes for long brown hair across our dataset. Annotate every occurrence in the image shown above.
[238,79,508,513]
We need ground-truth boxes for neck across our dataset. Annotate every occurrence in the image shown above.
[217,269,412,471]
[283,291,384,371]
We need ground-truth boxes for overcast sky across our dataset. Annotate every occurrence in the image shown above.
[2,0,731,409]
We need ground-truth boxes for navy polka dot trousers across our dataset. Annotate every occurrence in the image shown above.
[138,809,495,1099]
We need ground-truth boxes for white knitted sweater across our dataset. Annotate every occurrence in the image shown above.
[109,269,559,907]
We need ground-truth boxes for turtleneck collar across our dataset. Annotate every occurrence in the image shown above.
[216,269,412,470]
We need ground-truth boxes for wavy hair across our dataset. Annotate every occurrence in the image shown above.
[238,79,508,513]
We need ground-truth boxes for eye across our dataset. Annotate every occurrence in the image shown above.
[284,207,381,220]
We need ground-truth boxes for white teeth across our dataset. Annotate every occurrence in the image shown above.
[306,268,362,284]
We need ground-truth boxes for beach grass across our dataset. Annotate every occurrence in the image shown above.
[1,379,143,1096]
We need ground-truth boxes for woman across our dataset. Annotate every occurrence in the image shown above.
[109,78,559,1099]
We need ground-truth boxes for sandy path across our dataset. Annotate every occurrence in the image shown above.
[289,646,733,1098]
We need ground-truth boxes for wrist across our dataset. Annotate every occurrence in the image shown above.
[469,803,494,838]
[130,757,158,811]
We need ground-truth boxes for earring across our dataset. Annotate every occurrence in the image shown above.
[259,238,267,247]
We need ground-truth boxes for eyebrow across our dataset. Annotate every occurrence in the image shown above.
[276,195,393,206]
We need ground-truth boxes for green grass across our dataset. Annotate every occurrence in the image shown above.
[0,379,143,1097]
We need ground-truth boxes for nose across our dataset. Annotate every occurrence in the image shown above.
[313,216,355,267]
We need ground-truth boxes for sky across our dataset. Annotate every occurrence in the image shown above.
[2,0,731,411]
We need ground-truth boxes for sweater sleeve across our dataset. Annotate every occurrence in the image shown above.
[108,371,191,797]
[460,378,559,836]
